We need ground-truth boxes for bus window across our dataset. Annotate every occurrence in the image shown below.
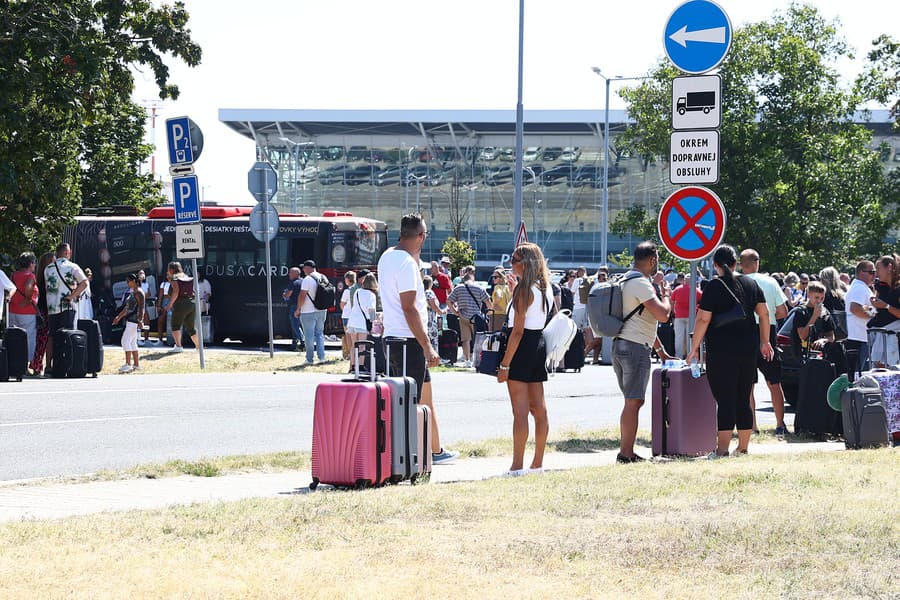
[291,237,316,267]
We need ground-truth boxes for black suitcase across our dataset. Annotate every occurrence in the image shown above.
[77,319,104,377]
[795,357,842,436]
[439,329,459,364]
[840,382,890,449]
[0,346,9,382]
[2,326,29,380]
[558,329,585,372]
[51,329,88,379]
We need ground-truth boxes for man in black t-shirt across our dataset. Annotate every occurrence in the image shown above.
[790,281,835,354]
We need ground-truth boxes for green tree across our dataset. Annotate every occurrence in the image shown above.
[860,34,900,127]
[616,4,898,272]
[440,238,476,276]
[0,0,201,258]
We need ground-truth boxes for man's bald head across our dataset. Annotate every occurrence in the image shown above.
[740,249,760,273]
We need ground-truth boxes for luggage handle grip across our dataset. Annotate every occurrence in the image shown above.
[383,336,409,378]
[353,339,377,382]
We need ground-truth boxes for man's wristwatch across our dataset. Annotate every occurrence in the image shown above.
[499,364,510,371]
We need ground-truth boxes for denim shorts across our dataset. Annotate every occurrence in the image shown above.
[612,338,652,400]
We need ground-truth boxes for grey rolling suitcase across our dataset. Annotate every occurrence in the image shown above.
[383,337,430,484]
[841,380,891,449]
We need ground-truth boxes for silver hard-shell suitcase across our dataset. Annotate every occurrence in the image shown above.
[384,337,430,484]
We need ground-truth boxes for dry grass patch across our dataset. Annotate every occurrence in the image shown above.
[100,347,346,376]
[1,450,897,598]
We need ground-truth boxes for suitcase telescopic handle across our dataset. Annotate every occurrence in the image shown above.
[354,339,376,382]
[383,336,409,378]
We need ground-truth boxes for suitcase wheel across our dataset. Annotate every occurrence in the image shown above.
[16,376,22,382]
[92,372,98,378]
[309,478,319,491]
[354,479,371,490]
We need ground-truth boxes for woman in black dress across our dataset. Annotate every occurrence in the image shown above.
[687,245,774,457]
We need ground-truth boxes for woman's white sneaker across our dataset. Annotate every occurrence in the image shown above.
[118,364,133,374]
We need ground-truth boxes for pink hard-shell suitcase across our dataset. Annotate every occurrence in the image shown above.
[310,342,392,490]
[651,366,717,457]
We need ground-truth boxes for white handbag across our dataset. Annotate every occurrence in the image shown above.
[543,308,578,372]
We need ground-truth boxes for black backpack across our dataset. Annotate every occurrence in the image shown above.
[311,274,336,310]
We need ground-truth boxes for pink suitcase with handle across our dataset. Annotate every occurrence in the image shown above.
[651,366,717,457]
[310,343,392,490]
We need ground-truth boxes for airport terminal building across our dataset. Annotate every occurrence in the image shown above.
[219,109,898,270]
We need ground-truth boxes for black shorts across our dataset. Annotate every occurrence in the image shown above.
[387,337,431,397]
[755,325,782,384]
[508,329,548,383]
[48,310,76,334]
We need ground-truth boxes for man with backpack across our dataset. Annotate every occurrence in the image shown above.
[294,259,334,364]
[611,242,674,463]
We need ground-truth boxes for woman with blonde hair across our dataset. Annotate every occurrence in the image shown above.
[819,266,848,313]
[346,272,378,369]
[497,243,553,476]
[490,269,511,332]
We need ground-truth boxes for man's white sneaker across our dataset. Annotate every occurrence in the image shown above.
[118,364,133,374]
[131,365,142,372]
[169,346,184,353]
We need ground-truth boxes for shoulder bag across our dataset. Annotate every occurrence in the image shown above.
[355,290,373,332]
[711,278,748,328]
[53,261,79,304]
[464,284,490,332]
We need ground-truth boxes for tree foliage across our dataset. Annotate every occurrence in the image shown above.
[615,4,898,272]
[860,34,900,127]
[440,237,476,276]
[0,0,201,261]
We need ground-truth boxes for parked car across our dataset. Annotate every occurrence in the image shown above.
[540,163,576,185]
[403,164,444,186]
[478,147,498,162]
[483,165,514,186]
[569,165,601,187]
[560,146,581,162]
[372,165,407,186]
[523,146,542,162]
[542,147,564,161]
[318,164,352,185]
[498,148,515,162]
[344,165,380,186]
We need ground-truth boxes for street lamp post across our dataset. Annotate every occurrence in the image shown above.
[590,68,648,267]
[523,166,538,246]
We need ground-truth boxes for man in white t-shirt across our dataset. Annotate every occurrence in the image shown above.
[740,249,790,435]
[614,241,674,463]
[845,260,877,372]
[44,243,88,335]
[378,214,458,465]
[294,260,327,364]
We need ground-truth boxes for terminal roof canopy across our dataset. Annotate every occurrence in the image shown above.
[217,109,634,147]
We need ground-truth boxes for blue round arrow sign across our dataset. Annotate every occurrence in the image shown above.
[664,0,732,74]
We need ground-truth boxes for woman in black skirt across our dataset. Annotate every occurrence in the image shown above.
[497,242,553,476]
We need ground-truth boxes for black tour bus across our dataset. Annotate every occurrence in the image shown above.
[64,206,389,344]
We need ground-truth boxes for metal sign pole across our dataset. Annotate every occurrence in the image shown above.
[192,258,205,369]
[263,198,275,358]
[688,260,698,361]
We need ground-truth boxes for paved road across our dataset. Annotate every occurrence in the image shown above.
[0,365,790,481]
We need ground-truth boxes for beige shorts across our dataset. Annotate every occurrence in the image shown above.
[459,316,474,344]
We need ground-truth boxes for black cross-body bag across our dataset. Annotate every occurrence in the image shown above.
[711,278,748,328]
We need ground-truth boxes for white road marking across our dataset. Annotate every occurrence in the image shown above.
[0,415,160,428]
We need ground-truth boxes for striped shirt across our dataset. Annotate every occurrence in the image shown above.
[447,282,489,319]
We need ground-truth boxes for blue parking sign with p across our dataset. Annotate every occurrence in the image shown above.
[173,175,201,224]
[166,116,194,165]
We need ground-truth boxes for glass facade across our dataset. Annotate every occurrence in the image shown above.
[263,136,678,269]
[221,110,898,270]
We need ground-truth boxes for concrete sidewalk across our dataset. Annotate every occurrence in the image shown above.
[0,441,844,523]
